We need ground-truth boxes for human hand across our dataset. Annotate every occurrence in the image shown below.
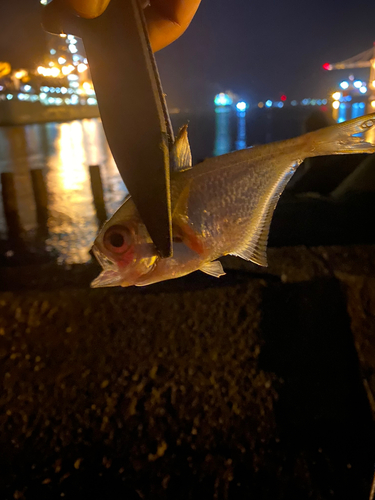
[65,0,201,51]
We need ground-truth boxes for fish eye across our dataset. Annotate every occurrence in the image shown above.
[103,225,132,254]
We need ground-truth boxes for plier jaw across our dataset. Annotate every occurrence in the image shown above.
[42,0,174,258]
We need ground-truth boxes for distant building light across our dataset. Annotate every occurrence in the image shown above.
[302,98,309,105]
[316,99,322,105]
[345,95,352,102]
[291,100,297,106]
[70,81,79,88]
[353,80,362,88]
[310,99,316,106]
[322,99,327,105]
[55,98,63,105]
[332,100,340,109]
[84,58,88,64]
[39,92,47,99]
[67,35,76,42]
[73,55,80,62]
[69,44,78,54]
[214,93,233,106]
[359,102,365,109]
[87,97,97,105]
[14,70,27,79]
[48,97,55,104]
[18,93,25,100]
[55,87,61,93]
[23,84,31,92]
[58,57,66,65]
[322,63,331,70]
[6,94,13,100]
[71,94,79,104]
[371,100,375,109]
[359,86,367,94]
[61,87,67,94]
[62,65,74,76]
[50,49,56,55]
[280,94,287,101]
[339,81,349,89]
[265,99,272,108]
[77,63,88,73]
[258,101,264,108]
[277,102,284,108]
[60,34,67,38]
[372,80,375,88]
[236,101,247,111]
[50,87,55,93]
[67,74,79,81]
[65,98,71,105]
[332,92,341,100]
[0,85,3,91]
[40,0,48,5]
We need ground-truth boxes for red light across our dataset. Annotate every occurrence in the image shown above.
[322,63,331,70]
[281,94,287,102]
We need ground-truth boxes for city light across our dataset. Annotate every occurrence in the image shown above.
[58,57,66,65]
[322,63,332,70]
[265,100,272,108]
[332,92,341,100]
[236,101,247,111]
[39,93,47,99]
[332,100,340,109]
[214,93,233,106]
[372,80,375,88]
[62,65,74,75]
[50,49,56,55]
[6,94,13,100]
[87,98,97,105]
[359,86,367,94]
[69,44,78,54]
[280,94,287,101]
[23,85,31,92]
[291,100,297,106]
[277,102,284,108]
[14,70,27,79]
[51,67,60,77]
[371,100,375,109]
[353,80,362,88]
[61,87,67,94]
[258,102,264,108]
[339,81,349,89]
[77,63,88,73]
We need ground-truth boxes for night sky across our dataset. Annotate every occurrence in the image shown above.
[1,0,375,109]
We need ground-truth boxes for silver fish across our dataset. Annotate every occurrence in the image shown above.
[92,114,375,287]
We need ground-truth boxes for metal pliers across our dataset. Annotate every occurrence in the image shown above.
[42,0,174,258]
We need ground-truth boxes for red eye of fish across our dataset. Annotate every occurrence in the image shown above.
[103,225,132,254]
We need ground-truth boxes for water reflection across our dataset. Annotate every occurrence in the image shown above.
[0,119,126,264]
[213,107,232,156]
[235,109,247,150]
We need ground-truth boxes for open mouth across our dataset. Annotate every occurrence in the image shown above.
[90,245,125,288]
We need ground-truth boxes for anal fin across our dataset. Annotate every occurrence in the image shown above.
[200,260,225,278]
[231,161,300,267]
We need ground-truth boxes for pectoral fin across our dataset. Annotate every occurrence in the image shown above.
[199,260,225,278]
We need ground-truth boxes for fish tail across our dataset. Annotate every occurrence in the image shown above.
[305,113,375,157]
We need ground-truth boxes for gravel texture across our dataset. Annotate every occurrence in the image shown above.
[0,246,375,499]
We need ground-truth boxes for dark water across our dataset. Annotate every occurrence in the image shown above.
[0,107,324,263]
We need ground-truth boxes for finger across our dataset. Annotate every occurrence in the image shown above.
[66,0,110,19]
[145,0,201,51]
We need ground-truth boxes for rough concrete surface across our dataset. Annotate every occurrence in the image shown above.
[0,245,375,499]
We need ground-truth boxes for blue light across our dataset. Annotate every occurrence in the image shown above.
[345,95,352,102]
[359,102,365,109]
[214,93,233,106]
[6,94,13,100]
[277,101,284,108]
[50,49,56,55]
[322,99,327,105]
[302,98,310,105]
[359,86,367,94]
[316,99,322,105]
[291,100,297,106]
[353,80,362,89]
[310,99,316,106]
[265,99,272,108]
[340,81,349,89]
[23,84,31,92]
[236,101,247,111]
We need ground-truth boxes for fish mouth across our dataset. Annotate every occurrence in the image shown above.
[91,245,125,288]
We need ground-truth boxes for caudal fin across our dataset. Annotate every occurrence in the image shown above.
[306,113,375,157]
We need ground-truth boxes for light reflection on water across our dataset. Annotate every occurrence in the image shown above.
[0,119,126,263]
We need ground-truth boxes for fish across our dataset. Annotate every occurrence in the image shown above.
[91,113,375,288]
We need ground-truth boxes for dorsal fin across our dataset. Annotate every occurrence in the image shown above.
[231,160,301,267]
[170,124,192,173]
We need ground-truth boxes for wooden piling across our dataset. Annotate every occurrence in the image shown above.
[30,169,48,225]
[89,165,107,223]
[1,172,22,237]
